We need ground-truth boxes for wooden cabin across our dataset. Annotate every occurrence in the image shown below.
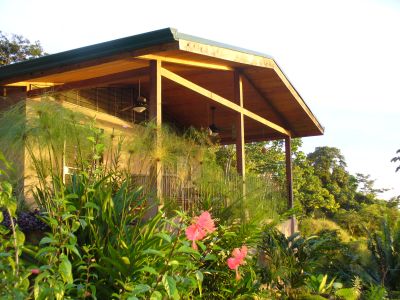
[0,28,324,233]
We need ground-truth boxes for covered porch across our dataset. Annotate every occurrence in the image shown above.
[0,28,324,231]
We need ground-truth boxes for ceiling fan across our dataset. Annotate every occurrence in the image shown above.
[208,106,236,139]
[121,80,147,113]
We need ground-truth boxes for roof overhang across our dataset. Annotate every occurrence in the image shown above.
[0,28,324,141]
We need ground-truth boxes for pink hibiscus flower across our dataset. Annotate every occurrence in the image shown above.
[31,268,40,275]
[227,245,248,280]
[185,211,216,249]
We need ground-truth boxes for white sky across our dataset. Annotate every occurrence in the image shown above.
[1,0,399,199]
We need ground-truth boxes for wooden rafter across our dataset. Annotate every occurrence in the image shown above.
[27,67,149,97]
[160,67,291,137]
[241,73,296,135]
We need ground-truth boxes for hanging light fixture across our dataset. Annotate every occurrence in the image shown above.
[208,106,220,136]
[120,80,147,113]
[133,80,147,113]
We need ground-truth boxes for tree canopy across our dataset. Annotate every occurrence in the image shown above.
[0,31,45,66]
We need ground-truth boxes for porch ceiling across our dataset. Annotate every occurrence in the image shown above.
[0,28,324,142]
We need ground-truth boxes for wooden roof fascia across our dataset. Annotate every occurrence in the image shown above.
[136,54,234,71]
[271,62,324,134]
[27,67,149,97]
[178,39,276,69]
[160,66,291,137]
[0,27,180,85]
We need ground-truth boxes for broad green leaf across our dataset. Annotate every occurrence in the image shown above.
[79,218,87,229]
[121,256,130,265]
[177,245,200,257]
[7,202,17,216]
[142,249,165,257]
[204,254,217,261]
[155,232,172,243]
[168,260,179,266]
[71,221,80,232]
[195,270,203,296]
[139,266,158,275]
[39,236,57,245]
[59,255,73,284]
[132,284,150,295]
[150,291,162,300]
[84,202,99,210]
[16,229,25,247]
[0,211,3,223]
[65,193,79,199]
[65,245,81,259]
[162,274,180,300]
[1,181,12,197]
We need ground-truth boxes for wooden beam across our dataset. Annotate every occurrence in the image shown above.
[27,67,149,97]
[160,67,291,136]
[149,61,162,125]
[137,54,233,71]
[234,71,245,178]
[149,60,163,208]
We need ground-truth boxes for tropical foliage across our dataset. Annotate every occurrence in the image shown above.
[0,97,399,299]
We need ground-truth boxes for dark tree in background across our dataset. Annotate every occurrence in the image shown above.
[391,149,400,173]
[0,31,45,66]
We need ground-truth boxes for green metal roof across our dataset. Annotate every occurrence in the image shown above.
[0,28,274,84]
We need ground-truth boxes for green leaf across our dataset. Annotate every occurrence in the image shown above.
[150,291,162,300]
[0,211,3,223]
[16,229,25,247]
[155,232,172,243]
[1,181,12,197]
[65,245,81,259]
[162,274,180,300]
[121,256,130,265]
[177,245,200,257]
[71,221,80,232]
[132,284,150,295]
[195,270,203,296]
[139,266,158,275]
[204,254,217,261]
[79,218,87,230]
[39,236,57,245]
[319,274,328,293]
[142,249,165,257]
[168,260,179,266]
[7,201,17,216]
[59,255,73,284]
[84,202,99,210]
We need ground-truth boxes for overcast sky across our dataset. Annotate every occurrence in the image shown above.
[1,0,399,199]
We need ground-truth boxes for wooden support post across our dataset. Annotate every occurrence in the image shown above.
[234,71,245,179]
[234,71,246,218]
[285,136,295,234]
[149,60,163,212]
